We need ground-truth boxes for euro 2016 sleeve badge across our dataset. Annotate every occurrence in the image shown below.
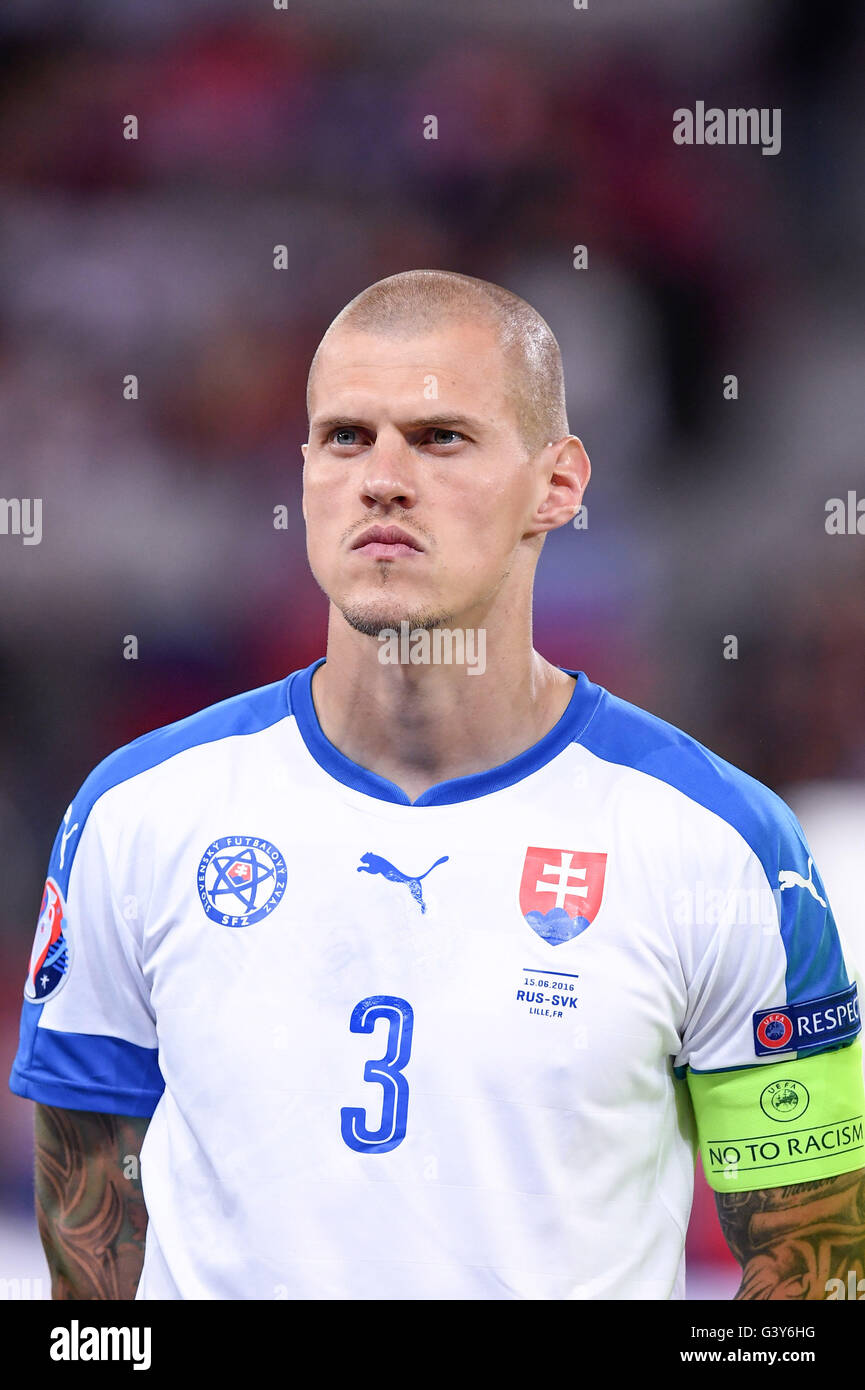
[519,847,607,945]
[25,877,72,1002]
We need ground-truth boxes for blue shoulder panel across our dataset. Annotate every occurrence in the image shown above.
[9,674,295,1114]
[48,675,293,897]
[576,678,849,1016]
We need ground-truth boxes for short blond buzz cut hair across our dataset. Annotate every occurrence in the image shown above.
[306,269,569,455]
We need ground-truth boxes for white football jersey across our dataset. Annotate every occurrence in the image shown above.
[10,659,863,1300]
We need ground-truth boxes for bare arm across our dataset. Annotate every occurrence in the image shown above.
[715,1165,865,1299]
[34,1102,150,1300]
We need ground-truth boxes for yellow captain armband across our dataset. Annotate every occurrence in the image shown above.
[687,1037,865,1192]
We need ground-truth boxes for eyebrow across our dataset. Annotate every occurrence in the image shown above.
[310,413,487,436]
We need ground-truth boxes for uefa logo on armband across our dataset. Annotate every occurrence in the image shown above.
[197,835,288,927]
[24,877,72,1002]
[754,1011,794,1051]
[759,1077,810,1122]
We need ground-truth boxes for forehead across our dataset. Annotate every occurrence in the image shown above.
[308,320,515,422]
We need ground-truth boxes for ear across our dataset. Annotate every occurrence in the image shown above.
[301,442,308,460]
[525,436,591,537]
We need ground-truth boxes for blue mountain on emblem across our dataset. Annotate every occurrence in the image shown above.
[525,907,591,945]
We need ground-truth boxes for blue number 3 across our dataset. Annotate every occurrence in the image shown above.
[340,995,414,1154]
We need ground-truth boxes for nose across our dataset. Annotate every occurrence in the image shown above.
[360,430,417,509]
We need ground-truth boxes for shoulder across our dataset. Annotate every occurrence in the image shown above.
[84,675,293,802]
[575,675,805,867]
[574,681,854,1017]
[55,671,306,873]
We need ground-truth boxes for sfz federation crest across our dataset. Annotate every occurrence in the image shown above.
[197,836,288,927]
[519,846,607,945]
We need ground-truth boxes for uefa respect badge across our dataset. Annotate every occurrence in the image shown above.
[752,984,860,1056]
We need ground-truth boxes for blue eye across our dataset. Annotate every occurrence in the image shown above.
[332,428,357,446]
[431,429,461,445]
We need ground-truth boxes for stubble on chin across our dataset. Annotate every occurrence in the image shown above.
[332,551,459,637]
[339,601,457,638]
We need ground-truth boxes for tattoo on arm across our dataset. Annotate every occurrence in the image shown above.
[34,1104,150,1300]
[715,1166,865,1299]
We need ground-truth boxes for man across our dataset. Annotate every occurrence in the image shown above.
[10,270,864,1300]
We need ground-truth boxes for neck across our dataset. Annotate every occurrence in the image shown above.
[310,605,576,803]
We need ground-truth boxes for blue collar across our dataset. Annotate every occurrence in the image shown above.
[287,657,602,807]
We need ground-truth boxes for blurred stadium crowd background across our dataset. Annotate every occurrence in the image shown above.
[1,0,864,1299]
